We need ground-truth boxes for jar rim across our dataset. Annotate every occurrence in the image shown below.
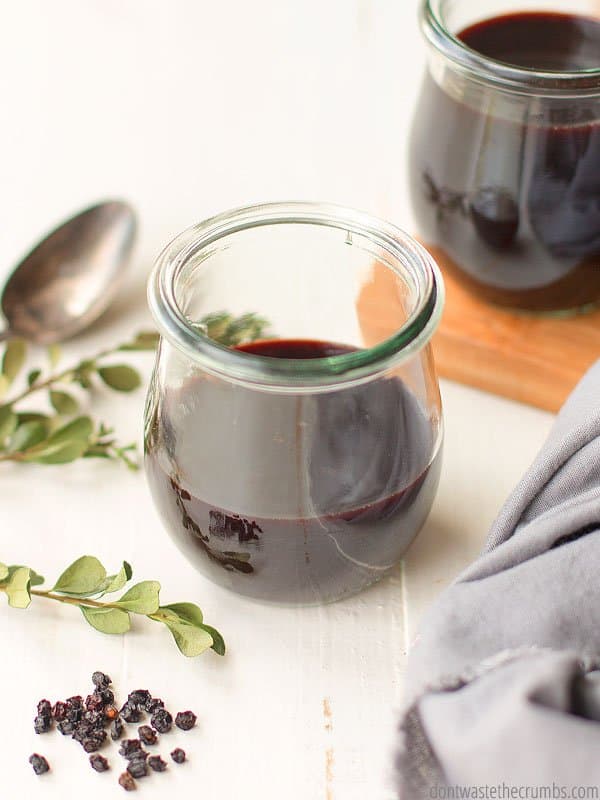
[422,0,600,96]
[148,202,444,389]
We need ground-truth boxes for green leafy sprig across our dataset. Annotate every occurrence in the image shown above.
[0,312,269,469]
[0,556,225,658]
[195,311,269,347]
[0,332,159,468]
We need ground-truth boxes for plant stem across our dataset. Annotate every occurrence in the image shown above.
[8,367,76,404]
[107,444,138,470]
[0,452,23,463]
[6,346,119,405]
[1,585,117,608]
[30,589,116,609]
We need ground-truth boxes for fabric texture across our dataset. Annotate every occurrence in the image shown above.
[396,361,600,797]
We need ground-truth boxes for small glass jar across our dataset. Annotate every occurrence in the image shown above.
[409,0,600,312]
[145,202,444,605]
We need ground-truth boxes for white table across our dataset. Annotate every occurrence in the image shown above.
[0,2,555,797]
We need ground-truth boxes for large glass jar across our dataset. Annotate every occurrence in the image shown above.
[410,0,600,312]
[145,203,444,605]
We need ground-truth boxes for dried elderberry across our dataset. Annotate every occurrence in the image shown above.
[34,714,52,734]
[175,710,196,731]
[119,739,144,760]
[89,753,109,772]
[150,708,172,734]
[92,671,112,690]
[111,717,124,741]
[126,757,148,779]
[148,755,167,772]
[29,753,50,775]
[138,725,157,746]
[118,771,136,791]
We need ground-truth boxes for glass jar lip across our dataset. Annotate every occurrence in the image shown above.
[422,0,600,96]
[148,202,444,389]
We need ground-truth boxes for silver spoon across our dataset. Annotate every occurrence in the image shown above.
[0,200,137,344]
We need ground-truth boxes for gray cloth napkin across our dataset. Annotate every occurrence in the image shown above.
[396,361,600,797]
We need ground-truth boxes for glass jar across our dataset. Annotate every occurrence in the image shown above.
[409,0,600,312]
[145,202,444,605]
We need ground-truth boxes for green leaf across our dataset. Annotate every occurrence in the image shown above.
[163,620,214,657]
[199,312,230,342]
[98,365,141,392]
[0,562,8,582]
[29,569,45,587]
[68,561,132,598]
[17,417,91,460]
[25,439,89,464]
[115,580,160,614]
[83,447,111,459]
[0,374,9,400]
[149,607,180,624]
[119,331,161,351]
[75,371,94,390]
[161,602,203,626]
[53,556,107,595]
[2,339,27,382]
[99,561,132,596]
[27,369,41,387]
[80,605,131,634]
[46,416,93,446]
[6,565,44,586]
[16,413,54,439]
[120,560,133,581]
[0,406,18,443]
[73,362,95,389]
[49,390,79,415]
[5,566,31,608]
[17,412,51,425]
[8,421,48,452]
[152,604,225,656]
[47,344,61,368]
[199,311,269,346]
[200,623,226,656]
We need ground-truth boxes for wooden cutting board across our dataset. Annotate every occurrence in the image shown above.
[357,247,600,414]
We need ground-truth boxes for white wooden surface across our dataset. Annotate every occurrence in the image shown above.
[0,2,555,797]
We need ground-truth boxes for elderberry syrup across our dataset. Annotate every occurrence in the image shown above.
[145,339,442,604]
[410,2,600,312]
[145,203,445,604]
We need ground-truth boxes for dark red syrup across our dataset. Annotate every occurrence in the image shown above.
[145,339,441,604]
[410,12,600,310]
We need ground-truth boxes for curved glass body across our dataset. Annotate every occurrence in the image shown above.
[145,203,444,605]
[410,0,600,312]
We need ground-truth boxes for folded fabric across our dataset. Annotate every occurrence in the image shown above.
[396,361,600,797]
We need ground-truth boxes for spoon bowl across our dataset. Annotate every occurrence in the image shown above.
[1,200,137,344]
